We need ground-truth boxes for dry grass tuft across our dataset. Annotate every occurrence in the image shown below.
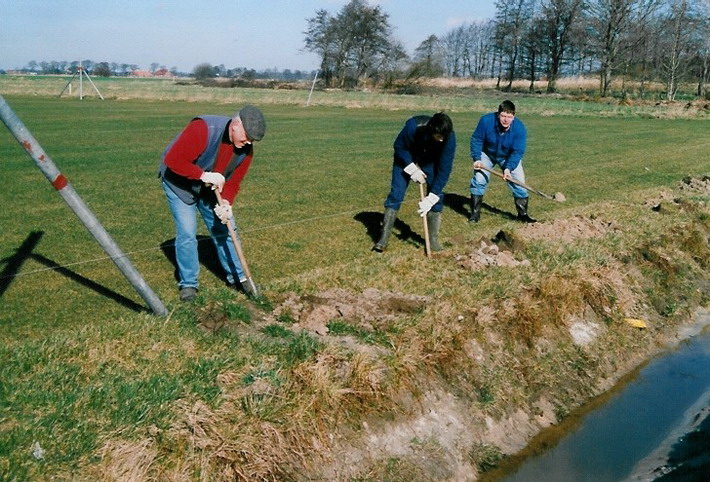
[676,224,710,269]
[418,75,682,97]
[165,399,302,481]
[498,265,643,346]
[91,438,158,482]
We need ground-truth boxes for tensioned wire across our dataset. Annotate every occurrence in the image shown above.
[0,197,425,280]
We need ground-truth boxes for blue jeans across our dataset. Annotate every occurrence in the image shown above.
[470,152,528,198]
[162,181,245,289]
[384,162,444,212]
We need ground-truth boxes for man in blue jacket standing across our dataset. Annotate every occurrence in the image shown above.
[373,112,456,253]
[469,100,536,223]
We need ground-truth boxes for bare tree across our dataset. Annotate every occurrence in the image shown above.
[376,40,410,87]
[495,0,536,90]
[437,20,497,79]
[658,0,697,100]
[585,0,662,96]
[464,20,497,79]
[304,9,336,86]
[441,25,468,76]
[522,12,548,92]
[303,0,396,88]
[329,7,357,87]
[410,35,445,78]
[691,0,710,97]
[699,42,710,98]
[346,0,393,86]
[539,0,585,92]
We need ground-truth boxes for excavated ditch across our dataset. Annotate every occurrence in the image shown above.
[189,176,709,480]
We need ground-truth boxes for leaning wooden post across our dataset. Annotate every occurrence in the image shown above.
[0,95,168,316]
[418,182,431,257]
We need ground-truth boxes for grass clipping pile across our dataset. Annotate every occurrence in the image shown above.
[122,176,708,481]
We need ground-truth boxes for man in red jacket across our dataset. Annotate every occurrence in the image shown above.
[158,105,266,301]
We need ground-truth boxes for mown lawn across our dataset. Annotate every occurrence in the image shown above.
[2,94,706,323]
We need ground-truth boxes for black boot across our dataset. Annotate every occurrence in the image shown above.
[372,208,397,252]
[469,195,483,223]
[514,197,537,223]
[426,211,443,252]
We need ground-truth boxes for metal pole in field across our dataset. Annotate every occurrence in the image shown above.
[306,70,318,106]
[58,64,104,100]
[79,65,84,99]
[81,67,105,100]
[0,95,168,316]
[59,71,79,98]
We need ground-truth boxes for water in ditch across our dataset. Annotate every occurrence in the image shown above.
[486,309,710,482]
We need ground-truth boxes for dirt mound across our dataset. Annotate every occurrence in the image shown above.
[679,175,710,195]
[643,189,678,210]
[267,288,429,336]
[456,215,620,272]
[516,215,620,243]
[643,176,710,211]
[681,100,710,112]
[456,239,530,271]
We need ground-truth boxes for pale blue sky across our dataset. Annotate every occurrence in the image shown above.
[0,0,496,73]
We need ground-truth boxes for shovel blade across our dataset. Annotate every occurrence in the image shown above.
[244,278,261,298]
[553,192,566,202]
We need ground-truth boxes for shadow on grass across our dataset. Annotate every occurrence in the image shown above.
[444,192,517,221]
[354,211,426,248]
[0,231,43,298]
[443,192,471,218]
[160,235,229,286]
[0,230,147,313]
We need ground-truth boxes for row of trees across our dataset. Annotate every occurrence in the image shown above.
[191,64,314,81]
[22,60,167,76]
[15,0,707,99]
[16,60,314,82]
[304,0,710,99]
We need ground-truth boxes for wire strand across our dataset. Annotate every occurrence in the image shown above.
[0,199,419,281]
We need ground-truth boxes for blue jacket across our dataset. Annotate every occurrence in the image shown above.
[470,112,526,171]
[394,115,456,198]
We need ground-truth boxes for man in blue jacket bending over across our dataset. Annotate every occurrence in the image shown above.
[373,112,456,253]
[469,100,536,223]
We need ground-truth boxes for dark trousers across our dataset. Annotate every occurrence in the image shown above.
[384,162,443,212]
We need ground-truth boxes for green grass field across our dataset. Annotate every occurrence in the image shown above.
[1,82,709,479]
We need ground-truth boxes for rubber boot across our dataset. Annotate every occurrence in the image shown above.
[372,208,397,252]
[469,195,483,223]
[514,197,537,223]
[427,211,444,252]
